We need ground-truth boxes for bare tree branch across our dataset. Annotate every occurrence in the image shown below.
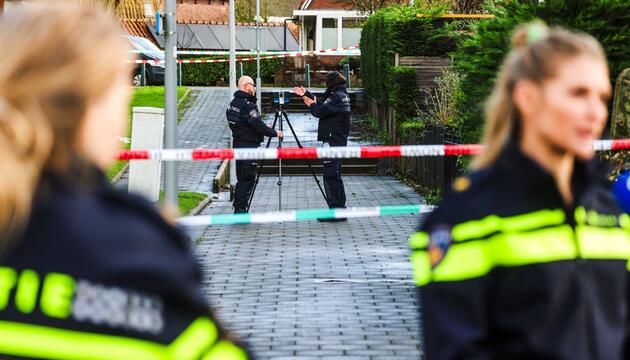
[334,0,404,16]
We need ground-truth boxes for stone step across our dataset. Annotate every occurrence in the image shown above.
[259,164,378,176]
[256,158,377,176]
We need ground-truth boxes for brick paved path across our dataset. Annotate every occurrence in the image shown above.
[195,175,425,359]
[115,87,232,192]
[177,88,232,193]
[144,87,425,359]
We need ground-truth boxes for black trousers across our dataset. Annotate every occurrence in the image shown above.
[233,159,258,212]
[322,141,346,208]
[233,142,259,213]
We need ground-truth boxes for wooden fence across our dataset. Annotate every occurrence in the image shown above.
[398,125,460,194]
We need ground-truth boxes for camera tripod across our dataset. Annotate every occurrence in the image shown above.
[246,94,328,212]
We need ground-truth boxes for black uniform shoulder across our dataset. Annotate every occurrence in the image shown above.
[244,102,260,117]
[241,98,255,109]
[419,165,505,232]
[95,190,203,291]
[579,162,623,216]
[230,95,246,109]
[23,185,207,308]
[327,90,347,103]
[334,87,349,96]
[233,95,257,115]
[230,92,255,109]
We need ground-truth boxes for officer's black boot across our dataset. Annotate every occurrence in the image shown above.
[318,159,347,222]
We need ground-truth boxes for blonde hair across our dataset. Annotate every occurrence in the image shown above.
[472,21,607,169]
[0,2,131,242]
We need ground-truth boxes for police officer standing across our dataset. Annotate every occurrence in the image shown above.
[227,76,283,213]
[410,23,627,359]
[293,71,351,221]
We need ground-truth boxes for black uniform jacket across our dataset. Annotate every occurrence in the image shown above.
[0,172,249,360]
[227,90,276,146]
[409,142,630,360]
[305,87,351,145]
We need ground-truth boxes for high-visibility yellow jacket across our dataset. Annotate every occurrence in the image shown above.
[0,171,249,360]
[410,143,630,360]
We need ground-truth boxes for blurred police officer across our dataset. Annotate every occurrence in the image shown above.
[0,5,250,359]
[227,76,283,213]
[293,72,351,221]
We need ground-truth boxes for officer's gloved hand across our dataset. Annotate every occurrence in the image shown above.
[276,130,284,139]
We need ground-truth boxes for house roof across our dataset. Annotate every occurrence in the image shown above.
[177,1,229,23]
[120,18,155,40]
[148,22,299,51]
[297,0,350,10]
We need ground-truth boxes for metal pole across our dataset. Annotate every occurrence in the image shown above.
[239,62,244,78]
[305,63,310,87]
[164,0,178,207]
[283,18,288,51]
[141,63,147,86]
[278,100,283,211]
[177,63,182,86]
[229,0,237,197]
[343,63,350,88]
[256,0,261,110]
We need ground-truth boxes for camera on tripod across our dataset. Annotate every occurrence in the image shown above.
[246,90,328,212]
[272,91,290,110]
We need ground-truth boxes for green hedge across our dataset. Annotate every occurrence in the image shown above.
[360,5,460,106]
[387,66,420,124]
[453,0,630,143]
[181,57,283,86]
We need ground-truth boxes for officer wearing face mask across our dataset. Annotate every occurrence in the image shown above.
[293,72,351,221]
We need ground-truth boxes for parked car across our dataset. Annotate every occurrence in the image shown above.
[126,36,165,86]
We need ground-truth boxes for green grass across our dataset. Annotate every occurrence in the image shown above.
[106,86,188,180]
[159,191,208,215]
[106,158,129,182]
[129,86,188,115]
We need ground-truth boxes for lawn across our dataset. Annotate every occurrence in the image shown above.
[106,86,207,216]
[159,191,209,216]
[106,86,188,180]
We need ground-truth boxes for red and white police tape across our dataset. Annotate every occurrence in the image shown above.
[129,46,361,65]
[130,46,361,57]
[116,139,630,161]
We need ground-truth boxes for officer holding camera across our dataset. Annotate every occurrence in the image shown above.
[227,76,283,213]
[293,71,351,221]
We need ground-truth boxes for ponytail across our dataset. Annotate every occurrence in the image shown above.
[472,21,606,169]
[0,3,130,249]
[0,97,52,242]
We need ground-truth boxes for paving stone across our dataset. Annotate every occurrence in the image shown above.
[195,176,427,359]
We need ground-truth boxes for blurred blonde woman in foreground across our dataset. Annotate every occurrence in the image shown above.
[0,3,249,359]
[410,22,630,359]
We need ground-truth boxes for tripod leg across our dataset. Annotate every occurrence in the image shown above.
[246,112,279,212]
[282,111,329,206]
[278,111,283,211]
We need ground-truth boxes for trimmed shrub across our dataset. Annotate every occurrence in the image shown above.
[387,66,421,124]
[360,5,460,106]
[181,57,284,86]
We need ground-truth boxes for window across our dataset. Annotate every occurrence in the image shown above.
[321,18,338,49]
[341,18,362,47]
